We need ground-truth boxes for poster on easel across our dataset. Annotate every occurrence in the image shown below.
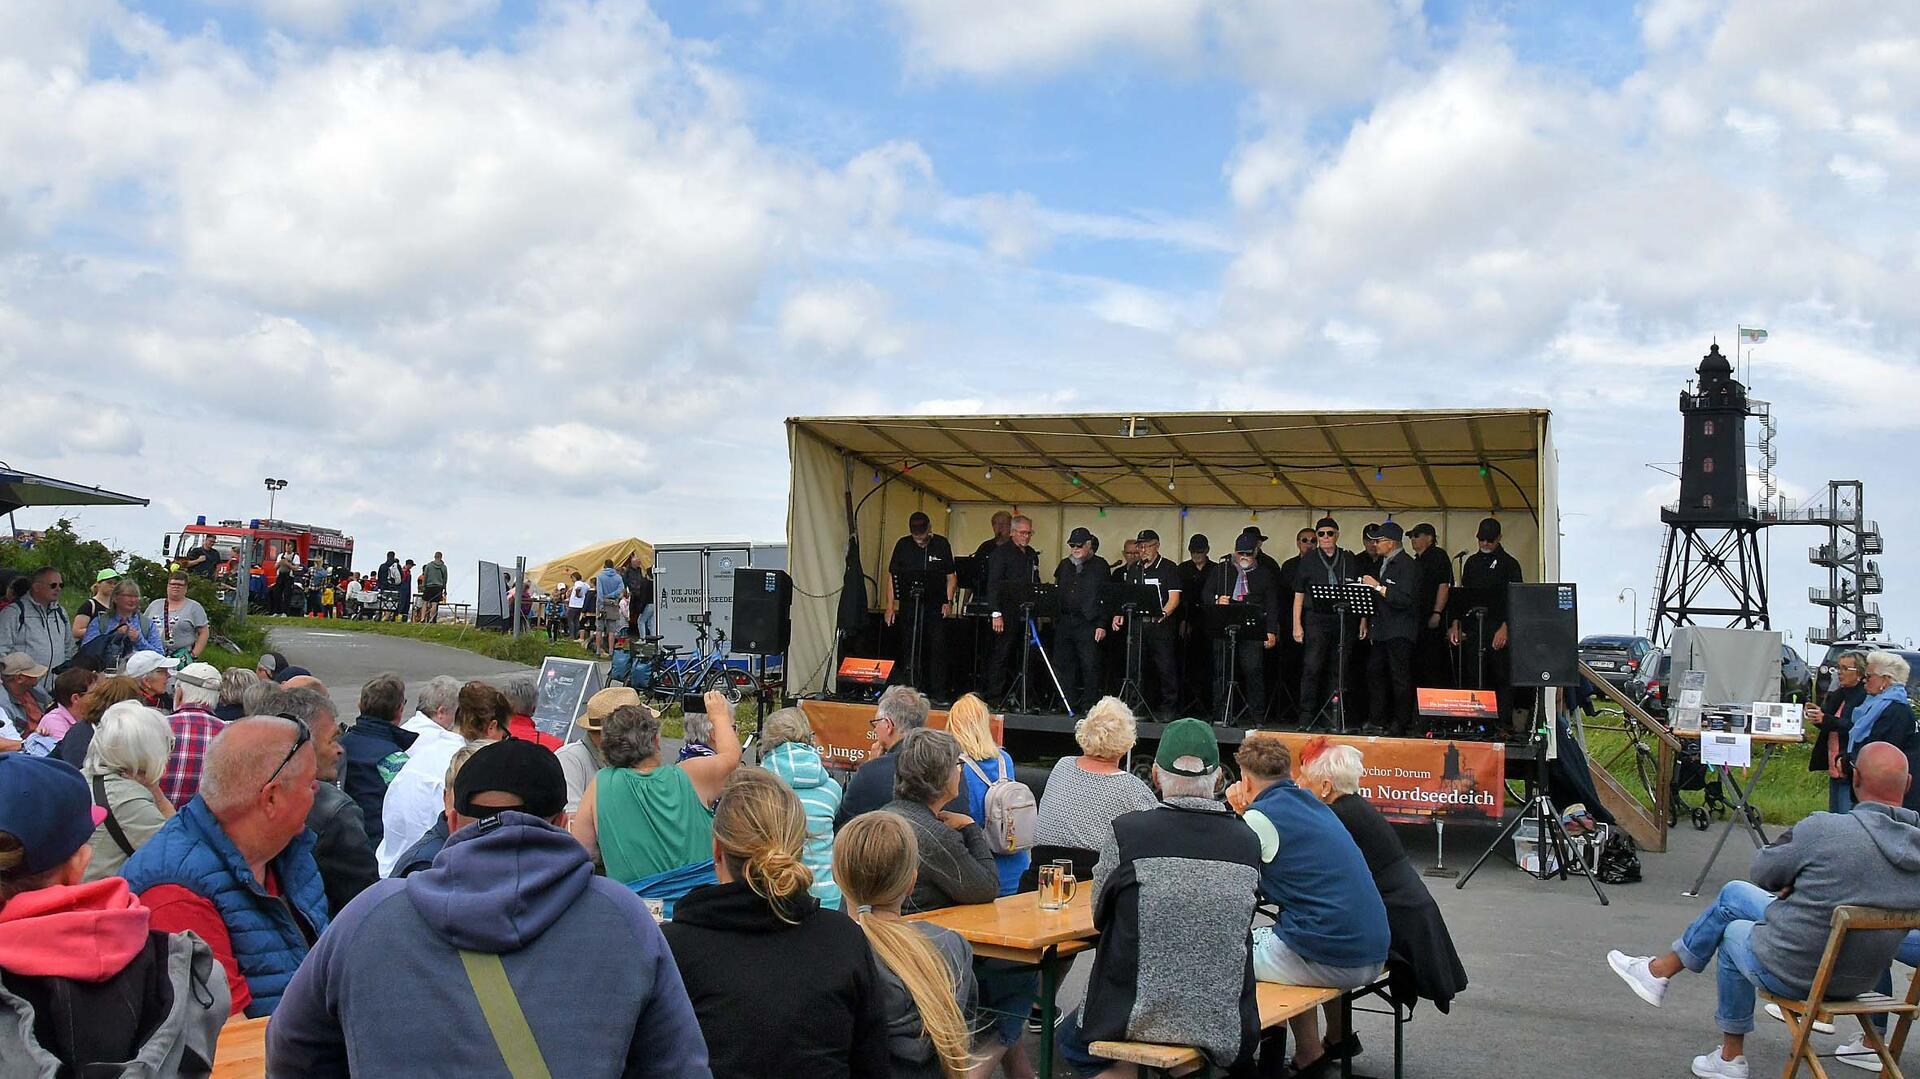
[1672,669,1707,733]
[533,657,604,743]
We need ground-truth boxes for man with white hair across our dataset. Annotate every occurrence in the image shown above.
[1055,718,1264,1077]
[120,716,329,1017]
[377,675,469,874]
[832,683,931,829]
[159,661,227,806]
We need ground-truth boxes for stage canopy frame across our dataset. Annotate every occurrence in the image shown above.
[785,409,1559,694]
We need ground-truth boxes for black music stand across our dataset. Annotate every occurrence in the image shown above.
[1102,581,1164,720]
[1204,602,1266,727]
[1448,585,1498,692]
[993,581,1065,714]
[893,567,946,694]
[1307,582,1375,732]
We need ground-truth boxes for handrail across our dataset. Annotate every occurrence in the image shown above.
[1579,661,1682,752]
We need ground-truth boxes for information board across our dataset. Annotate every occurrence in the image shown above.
[532,657,603,742]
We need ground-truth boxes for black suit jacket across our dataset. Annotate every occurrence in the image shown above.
[1056,555,1111,622]
[1202,561,1285,637]
[1368,549,1420,642]
[985,542,1040,616]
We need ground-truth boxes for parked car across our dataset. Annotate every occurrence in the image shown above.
[1628,648,1671,716]
[1579,634,1654,687]
[1814,640,1901,699]
[1780,644,1813,702]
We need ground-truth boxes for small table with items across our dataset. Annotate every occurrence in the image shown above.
[908,888,1096,1079]
[1676,727,1804,897]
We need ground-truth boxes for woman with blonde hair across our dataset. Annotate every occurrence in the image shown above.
[80,701,177,880]
[945,692,1028,895]
[835,812,977,1079]
[664,768,889,1078]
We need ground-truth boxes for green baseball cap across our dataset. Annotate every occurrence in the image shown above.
[1155,718,1219,776]
[95,568,121,584]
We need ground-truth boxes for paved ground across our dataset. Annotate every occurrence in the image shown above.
[267,623,1888,1077]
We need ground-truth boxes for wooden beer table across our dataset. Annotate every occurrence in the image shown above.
[1676,728,1804,898]
[212,1016,267,1078]
[909,888,1097,1079]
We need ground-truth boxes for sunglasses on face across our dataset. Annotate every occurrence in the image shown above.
[1317,530,1338,537]
[264,714,313,787]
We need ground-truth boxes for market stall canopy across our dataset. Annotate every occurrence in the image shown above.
[0,465,148,518]
[527,537,653,592]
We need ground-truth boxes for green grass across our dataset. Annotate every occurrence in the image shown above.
[253,615,600,666]
[1581,703,1827,825]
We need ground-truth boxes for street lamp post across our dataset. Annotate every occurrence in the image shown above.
[264,478,287,519]
[1617,587,1638,635]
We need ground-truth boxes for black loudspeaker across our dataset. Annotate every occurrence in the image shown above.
[733,568,793,655]
[1509,583,1579,687]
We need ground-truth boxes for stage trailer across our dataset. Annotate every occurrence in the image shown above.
[785,409,1560,696]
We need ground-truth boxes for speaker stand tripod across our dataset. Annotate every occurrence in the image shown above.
[1455,690,1608,906]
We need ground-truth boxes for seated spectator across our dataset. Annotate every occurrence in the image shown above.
[503,672,563,750]
[125,652,178,708]
[663,768,889,1078]
[340,672,417,849]
[1057,718,1263,1077]
[571,692,741,886]
[31,667,95,747]
[1031,696,1159,880]
[216,666,257,723]
[1297,739,1468,1021]
[121,716,330,1017]
[0,652,50,753]
[376,675,467,874]
[0,755,231,1069]
[835,685,931,828]
[388,743,482,878]
[269,738,709,1077]
[678,707,718,761]
[53,675,141,767]
[1609,742,1920,1078]
[159,661,227,806]
[761,706,844,909]
[79,580,165,662]
[835,811,978,1079]
[560,687,637,813]
[255,651,291,683]
[948,692,1029,896]
[271,665,313,685]
[82,701,177,880]
[882,728,998,913]
[274,685,379,917]
[1227,736,1389,1075]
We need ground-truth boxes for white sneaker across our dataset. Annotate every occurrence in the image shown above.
[1764,1001,1835,1034]
[1835,1035,1885,1072]
[1691,1048,1750,1078]
[1607,950,1669,1007]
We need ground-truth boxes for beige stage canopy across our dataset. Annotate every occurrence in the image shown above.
[785,410,1559,692]
[527,537,653,592]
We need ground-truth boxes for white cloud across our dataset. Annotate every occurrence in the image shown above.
[884,0,1207,79]
[1829,153,1889,192]
[778,280,907,360]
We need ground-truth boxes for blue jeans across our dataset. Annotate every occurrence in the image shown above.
[1830,777,1855,814]
[1055,1007,1106,1078]
[975,959,1039,1047]
[1674,881,1798,1035]
[640,604,656,636]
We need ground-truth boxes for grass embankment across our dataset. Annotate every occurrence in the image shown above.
[1581,702,1826,826]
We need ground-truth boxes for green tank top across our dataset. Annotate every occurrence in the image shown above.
[594,764,714,885]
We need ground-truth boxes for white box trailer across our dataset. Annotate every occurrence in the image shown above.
[653,541,789,669]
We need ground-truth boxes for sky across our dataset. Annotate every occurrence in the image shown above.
[5,0,1918,650]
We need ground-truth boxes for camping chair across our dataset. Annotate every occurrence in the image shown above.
[1759,906,1920,1079]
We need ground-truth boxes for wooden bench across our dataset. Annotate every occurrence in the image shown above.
[1089,983,1340,1078]
[211,1016,267,1079]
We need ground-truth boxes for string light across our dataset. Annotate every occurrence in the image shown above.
[1179,507,1189,519]
[1251,511,1260,521]
[1166,463,1176,492]
[871,471,881,483]
[985,467,993,480]
[1478,464,1489,477]
[1375,467,1384,481]
[1070,474,1081,486]
[1097,507,1106,517]
[1269,474,1279,486]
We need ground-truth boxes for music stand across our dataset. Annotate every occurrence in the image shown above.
[993,581,1065,714]
[893,567,946,694]
[1307,583,1375,732]
[1204,602,1266,726]
[1101,581,1164,720]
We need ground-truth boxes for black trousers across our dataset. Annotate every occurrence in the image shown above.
[1367,636,1416,733]
[1181,621,1213,713]
[897,599,949,699]
[1414,623,1452,691]
[1140,619,1180,713]
[1213,635,1268,723]
[987,618,1023,703]
[1054,617,1101,713]
[1299,618,1355,724]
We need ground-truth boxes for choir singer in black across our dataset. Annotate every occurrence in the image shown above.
[1113,529,1182,714]
[1203,531,1283,723]
[1450,517,1524,733]
[1359,521,1418,735]
[884,510,957,700]
[1293,516,1364,726]
[1053,526,1109,712]
[985,514,1040,702]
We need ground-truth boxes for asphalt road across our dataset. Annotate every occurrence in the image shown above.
[261,621,1891,1076]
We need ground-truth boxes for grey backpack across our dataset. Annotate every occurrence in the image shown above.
[964,756,1036,856]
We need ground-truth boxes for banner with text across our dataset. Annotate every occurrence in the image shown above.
[1247,730,1505,823]
[798,699,1003,770]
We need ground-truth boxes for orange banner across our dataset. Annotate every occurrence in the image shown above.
[1246,730,1505,822]
[1416,687,1500,720]
[797,699,1004,770]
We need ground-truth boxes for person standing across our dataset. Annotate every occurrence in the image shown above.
[885,512,956,702]
[1406,523,1454,693]
[1360,523,1419,736]
[566,570,589,643]
[1276,527,1314,718]
[1053,526,1108,713]
[1806,650,1870,813]
[1116,530,1183,716]
[1450,518,1524,732]
[1203,532,1283,724]
[146,571,210,660]
[984,516,1040,705]
[183,533,223,579]
[418,551,448,623]
[2,567,73,692]
[595,558,626,656]
[70,569,120,643]
[1294,518,1364,728]
[1179,534,1216,715]
[625,554,655,639]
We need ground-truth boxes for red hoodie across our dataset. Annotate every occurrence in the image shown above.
[0,877,150,982]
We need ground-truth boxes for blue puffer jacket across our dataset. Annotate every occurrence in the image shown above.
[121,797,330,1017]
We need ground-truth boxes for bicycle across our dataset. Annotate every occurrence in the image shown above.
[621,614,753,707]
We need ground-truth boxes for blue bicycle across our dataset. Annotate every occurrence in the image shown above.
[620,614,753,706]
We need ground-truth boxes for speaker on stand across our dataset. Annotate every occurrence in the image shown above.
[733,568,793,732]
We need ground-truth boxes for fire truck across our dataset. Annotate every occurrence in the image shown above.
[162,518,356,599]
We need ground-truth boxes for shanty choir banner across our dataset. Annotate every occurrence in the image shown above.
[798,699,1003,769]
[1248,730,1506,823]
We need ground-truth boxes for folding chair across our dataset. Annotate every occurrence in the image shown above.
[1758,905,1920,1078]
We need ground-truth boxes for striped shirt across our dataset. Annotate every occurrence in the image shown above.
[1033,757,1160,853]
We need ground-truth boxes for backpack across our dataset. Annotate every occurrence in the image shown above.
[1597,831,1642,884]
[963,755,1036,856]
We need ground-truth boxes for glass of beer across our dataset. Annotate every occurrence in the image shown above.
[1038,862,1078,911]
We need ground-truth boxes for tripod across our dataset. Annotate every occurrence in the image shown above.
[1456,689,1609,905]
[995,582,1064,714]
[1306,583,1375,733]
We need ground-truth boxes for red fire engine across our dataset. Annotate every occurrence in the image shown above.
[162,517,356,590]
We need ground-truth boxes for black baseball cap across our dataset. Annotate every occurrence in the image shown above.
[1408,522,1438,538]
[1377,521,1404,542]
[1477,517,1503,542]
[1315,516,1339,532]
[257,650,289,675]
[454,739,568,820]
[1067,526,1095,546]
[908,511,930,534]
[1240,525,1269,542]
[1136,529,1160,543]
[1362,523,1381,540]
[1188,534,1209,553]
[1234,533,1260,554]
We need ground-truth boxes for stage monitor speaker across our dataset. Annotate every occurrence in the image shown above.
[733,568,792,655]
[1509,582,1579,687]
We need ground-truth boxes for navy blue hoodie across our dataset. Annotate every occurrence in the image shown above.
[267,811,709,1078]
[339,713,418,848]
